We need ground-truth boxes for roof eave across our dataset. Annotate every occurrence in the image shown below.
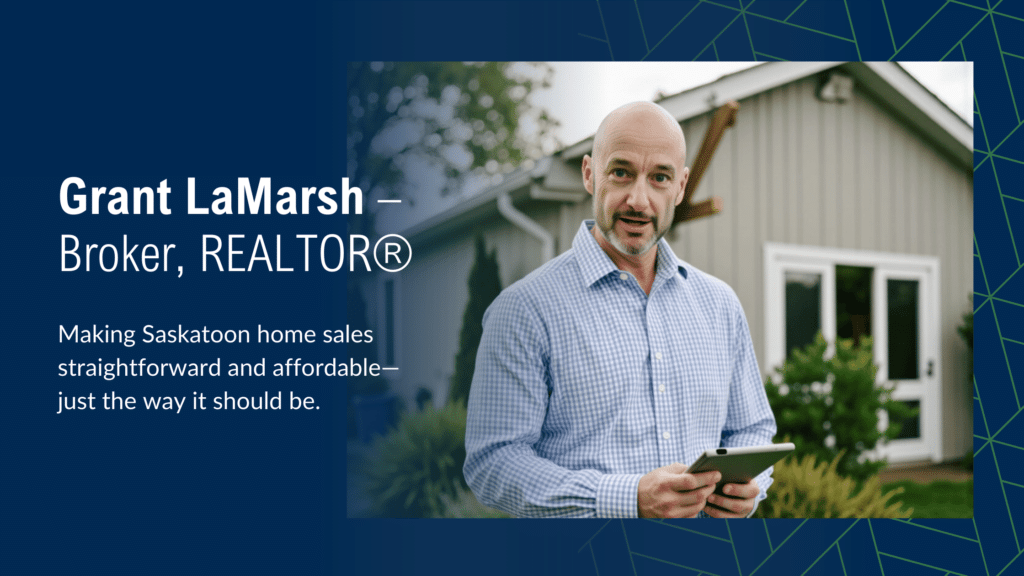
[560,62,842,160]
[559,61,972,171]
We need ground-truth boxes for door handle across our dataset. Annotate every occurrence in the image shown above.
[927,360,934,378]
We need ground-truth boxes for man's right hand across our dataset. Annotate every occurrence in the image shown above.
[637,463,722,518]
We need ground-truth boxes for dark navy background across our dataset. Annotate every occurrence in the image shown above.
[3,3,341,574]
[0,2,1006,575]
[0,3,593,574]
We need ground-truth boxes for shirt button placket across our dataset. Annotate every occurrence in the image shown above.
[649,306,673,463]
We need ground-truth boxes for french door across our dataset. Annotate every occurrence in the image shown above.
[764,244,941,463]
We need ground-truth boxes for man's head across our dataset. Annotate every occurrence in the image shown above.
[582,101,689,258]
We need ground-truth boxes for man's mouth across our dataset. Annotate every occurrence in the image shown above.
[617,215,653,228]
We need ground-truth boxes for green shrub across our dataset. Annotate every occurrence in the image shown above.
[958,308,973,351]
[436,484,512,518]
[958,301,974,468]
[362,402,468,518]
[765,334,916,481]
[755,452,912,518]
[962,449,974,471]
[449,236,502,406]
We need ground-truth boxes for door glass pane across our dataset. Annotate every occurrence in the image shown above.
[786,272,821,356]
[887,279,919,380]
[836,266,873,347]
[893,400,921,440]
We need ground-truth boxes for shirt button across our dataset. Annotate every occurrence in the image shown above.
[655,352,663,360]
[662,431,671,440]
[619,273,628,281]
[659,385,665,393]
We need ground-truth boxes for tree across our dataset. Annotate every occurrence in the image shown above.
[448,236,502,405]
[347,62,558,211]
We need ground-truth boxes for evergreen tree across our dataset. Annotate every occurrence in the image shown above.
[448,236,502,405]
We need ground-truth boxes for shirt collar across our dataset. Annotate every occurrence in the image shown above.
[574,220,689,287]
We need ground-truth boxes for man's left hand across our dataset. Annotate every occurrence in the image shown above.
[705,480,759,518]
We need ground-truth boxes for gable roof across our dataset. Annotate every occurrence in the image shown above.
[562,62,971,167]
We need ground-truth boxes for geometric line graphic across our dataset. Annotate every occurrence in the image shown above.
[575,1,1002,575]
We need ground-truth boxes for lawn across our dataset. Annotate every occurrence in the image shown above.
[882,479,973,518]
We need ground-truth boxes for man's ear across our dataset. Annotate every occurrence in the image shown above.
[582,154,594,196]
[674,166,690,206]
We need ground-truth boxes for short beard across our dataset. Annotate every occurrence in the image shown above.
[599,210,663,256]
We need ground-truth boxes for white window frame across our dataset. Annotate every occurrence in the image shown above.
[763,242,942,463]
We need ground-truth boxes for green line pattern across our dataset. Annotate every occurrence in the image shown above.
[571,1,1024,575]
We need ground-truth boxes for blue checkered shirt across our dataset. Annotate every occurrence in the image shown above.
[464,221,777,518]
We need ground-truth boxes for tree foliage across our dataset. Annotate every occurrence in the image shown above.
[362,403,468,518]
[959,311,973,349]
[959,302,973,394]
[765,334,916,482]
[448,236,502,406]
[958,303,973,352]
[347,62,558,206]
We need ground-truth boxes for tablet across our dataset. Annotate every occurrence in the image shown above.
[686,443,795,493]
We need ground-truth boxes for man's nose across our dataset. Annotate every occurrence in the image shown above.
[625,181,653,213]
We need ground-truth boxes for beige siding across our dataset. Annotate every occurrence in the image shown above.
[801,81,822,247]
[733,94,760,343]
[677,113,713,273]
[822,91,840,249]
[856,92,876,250]
[768,88,789,243]
[661,75,972,460]
[837,92,852,247]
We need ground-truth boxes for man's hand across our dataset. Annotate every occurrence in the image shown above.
[637,463,722,518]
[705,479,760,518]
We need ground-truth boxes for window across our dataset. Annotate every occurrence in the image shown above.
[764,243,940,463]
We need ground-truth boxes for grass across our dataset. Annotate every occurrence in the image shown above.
[882,479,973,518]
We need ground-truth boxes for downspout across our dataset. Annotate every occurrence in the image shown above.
[497,191,555,263]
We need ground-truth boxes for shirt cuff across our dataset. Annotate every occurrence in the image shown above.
[596,473,645,518]
[747,469,775,518]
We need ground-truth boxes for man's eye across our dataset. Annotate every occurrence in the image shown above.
[653,174,670,183]
[612,169,629,178]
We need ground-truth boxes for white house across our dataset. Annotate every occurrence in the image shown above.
[367,62,973,465]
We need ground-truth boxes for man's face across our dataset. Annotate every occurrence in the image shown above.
[583,108,689,257]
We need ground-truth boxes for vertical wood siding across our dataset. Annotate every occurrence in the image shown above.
[666,76,973,459]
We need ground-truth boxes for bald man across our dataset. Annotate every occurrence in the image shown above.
[464,102,777,518]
